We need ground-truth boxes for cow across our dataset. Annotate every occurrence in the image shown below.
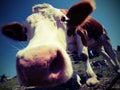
[67,16,120,74]
[1,0,97,88]
[61,3,120,74]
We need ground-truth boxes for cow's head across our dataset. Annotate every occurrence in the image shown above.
[1,1,95,88]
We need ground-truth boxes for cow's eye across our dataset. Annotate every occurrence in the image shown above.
[61,16,66,22]
[61,16,70,23]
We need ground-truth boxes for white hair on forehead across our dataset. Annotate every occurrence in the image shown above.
[27,3,65,26]
[32,3,55,13]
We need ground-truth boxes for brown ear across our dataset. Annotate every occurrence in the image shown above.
[67,0,96,26]
[2,22,27,41]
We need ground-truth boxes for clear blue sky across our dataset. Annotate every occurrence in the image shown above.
[0,0,120,77]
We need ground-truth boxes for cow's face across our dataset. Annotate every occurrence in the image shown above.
[2,3,73,87]
[2,0,96,87]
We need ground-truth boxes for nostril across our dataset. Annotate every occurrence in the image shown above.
[49,58,61,74]
[49,51,65,74]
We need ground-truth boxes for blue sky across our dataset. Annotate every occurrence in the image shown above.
[0,0,120,77]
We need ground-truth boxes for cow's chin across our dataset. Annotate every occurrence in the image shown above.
[16,46,73,88]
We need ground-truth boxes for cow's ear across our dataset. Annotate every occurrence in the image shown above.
[1,22,27,41]
[67,0,96,26]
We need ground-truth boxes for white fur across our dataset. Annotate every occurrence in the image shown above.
[16,3,73,86]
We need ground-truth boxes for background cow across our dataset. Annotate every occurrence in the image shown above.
[1,0,97,88]
[65,15,120,74]
[61,0,120,74]
[61,0,120,86]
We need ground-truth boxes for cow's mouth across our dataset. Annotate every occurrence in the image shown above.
[16,46,73,87]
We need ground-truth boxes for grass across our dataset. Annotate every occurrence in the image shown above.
[0,51,120,90]
[0,77,19,90]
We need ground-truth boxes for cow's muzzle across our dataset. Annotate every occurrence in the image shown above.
[16,46,73,87]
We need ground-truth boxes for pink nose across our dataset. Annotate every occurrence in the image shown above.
[16,46,66,87]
